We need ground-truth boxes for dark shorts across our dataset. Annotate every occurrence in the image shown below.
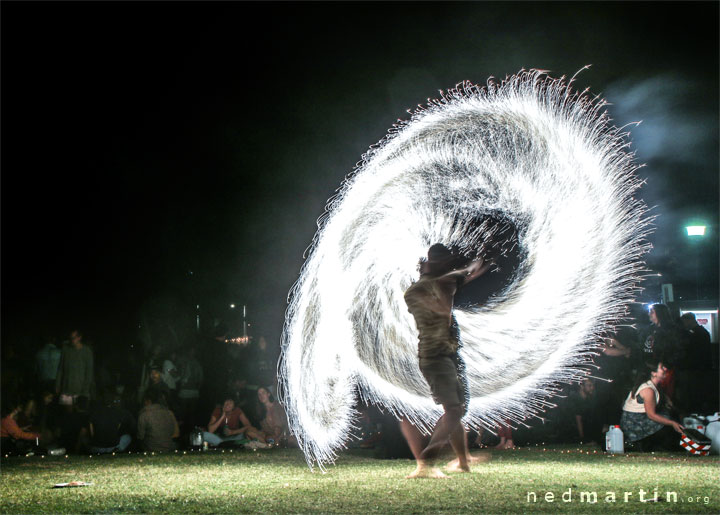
[419,354,468,410]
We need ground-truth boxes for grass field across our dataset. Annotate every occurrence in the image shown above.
[1,445,718,513]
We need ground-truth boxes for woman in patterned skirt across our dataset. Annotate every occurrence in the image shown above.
[620,357,685,452]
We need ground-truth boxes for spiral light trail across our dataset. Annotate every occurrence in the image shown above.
[279,69,652,468]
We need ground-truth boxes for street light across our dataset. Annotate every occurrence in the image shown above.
[686,226,706,237]
[685,224,707,300]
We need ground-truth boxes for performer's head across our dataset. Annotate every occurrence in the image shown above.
[420,243,467,276]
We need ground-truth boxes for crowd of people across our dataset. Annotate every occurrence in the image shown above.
[484,305,716,452]
[1,304,715,458]
[359,304,716,458]
[1,327,292,457]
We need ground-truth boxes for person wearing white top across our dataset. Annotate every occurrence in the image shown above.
[620,358,685,451]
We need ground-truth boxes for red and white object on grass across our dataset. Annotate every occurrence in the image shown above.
[680,428,712,456]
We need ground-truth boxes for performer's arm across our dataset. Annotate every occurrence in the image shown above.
[445,257,494,285]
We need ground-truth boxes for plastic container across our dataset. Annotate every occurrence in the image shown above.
[189,427,204,447]
[683,415,707,434]
[704,413,720,455]
[606,425,624,454]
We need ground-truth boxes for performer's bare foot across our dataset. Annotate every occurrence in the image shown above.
[494,440,514,450]
[406,463,449,479]
[445,460,470,473]
[446,451,491,471]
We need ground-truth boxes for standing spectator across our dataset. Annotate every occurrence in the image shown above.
[679,312,711,366]
[138,344,163,403]
[89,392,136,454]
[162,349,180,393]
[35,336,62,393]
[677,312,713,412]
[642,304,682,397]
[145,366,176,412]
[598,326,637,425]
[55,330,94,410]
[137,389,179,452]
[177,345,204,428]
[247,337,277,387]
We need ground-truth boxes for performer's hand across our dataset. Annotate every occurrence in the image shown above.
[671,421,685,433]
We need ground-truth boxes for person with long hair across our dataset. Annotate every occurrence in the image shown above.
[620,357,684,452]
[257,386,291,445]
[643,304,682,397]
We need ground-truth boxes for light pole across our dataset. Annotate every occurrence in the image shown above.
[685,225,706,300]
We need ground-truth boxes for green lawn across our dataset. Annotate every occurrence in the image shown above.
[1,445,718,513]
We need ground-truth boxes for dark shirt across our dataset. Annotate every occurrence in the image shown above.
[568,391,596,419]
[642,325,683,367]
[147,380,172,405]
[138,403,177,452]
[683,326,711,370]
[60,411,89,449]
[56,344,94,396]
[567,391,602,441]
[89,405,136,447]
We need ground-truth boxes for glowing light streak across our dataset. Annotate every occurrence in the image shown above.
[279,70,652,468]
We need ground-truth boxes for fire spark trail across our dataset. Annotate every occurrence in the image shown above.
[280,70,652,468]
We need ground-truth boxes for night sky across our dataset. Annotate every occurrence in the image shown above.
[2,2,718,351]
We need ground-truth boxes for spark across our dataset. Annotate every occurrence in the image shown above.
[279,69,652,468]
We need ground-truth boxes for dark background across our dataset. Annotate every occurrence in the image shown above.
[2,2,718,353]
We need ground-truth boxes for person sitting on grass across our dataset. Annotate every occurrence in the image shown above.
[59,395,91,453]
[257,387,293,446]
[89,391,136,454]
[620,357,685,452]
[1,397,41,455]
[568,378,603,445]
[203,397,268,448]
[137,389,179,452]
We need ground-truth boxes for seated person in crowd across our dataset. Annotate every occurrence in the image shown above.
[227,377,258,426]
[89,391,136,454]
[146,366,172,406]
[620,358,685,452]
[37,390,63,448]
[257,387,291,445]
[15,397,38,433]
[59,395,91,453]
[568,378,604,444]
[203,397,267,448]
[137,389,179,452]
[1,398,41,455]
